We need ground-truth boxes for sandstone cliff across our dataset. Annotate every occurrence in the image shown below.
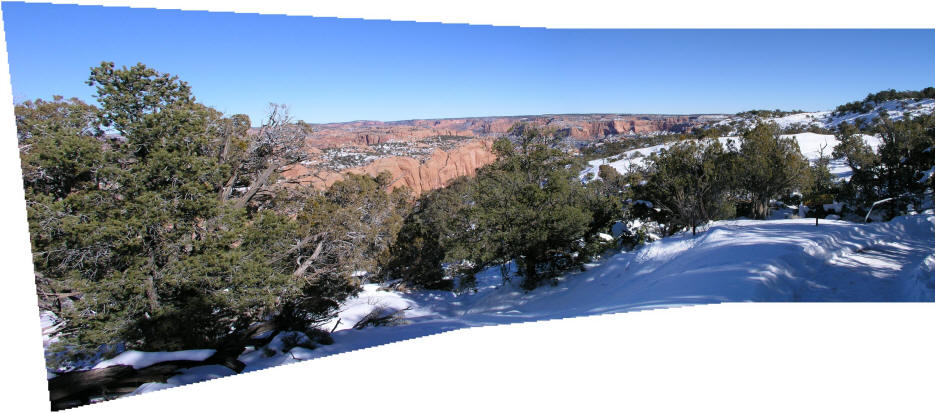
[283,139,496,196]
[301,113,715,148]
[281,112,723,196]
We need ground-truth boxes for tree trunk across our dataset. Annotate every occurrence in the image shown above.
[691,210,696,236]
[293,241,324,278]
[144,275,159,312]
[522,255,539,289]
[219,169,238,202]
[234,161,279,209]
[754,196,770,220]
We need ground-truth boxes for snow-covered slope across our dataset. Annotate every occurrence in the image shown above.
[121,211,935,395]
[717,98,935,131]
[581,133,881,181]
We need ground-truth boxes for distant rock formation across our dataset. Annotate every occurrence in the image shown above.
[280,112,723,196]
[300,113,716,148]
[283,139,496,196]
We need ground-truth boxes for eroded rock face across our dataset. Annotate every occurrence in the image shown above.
[301,113,712,148]
[280,113,720,196]
[282,139,496,196]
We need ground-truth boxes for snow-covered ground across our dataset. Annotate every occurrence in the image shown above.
[715,98,935,131]
[581,132,881,181]
[582,97,934,182]
[114,211,935,396]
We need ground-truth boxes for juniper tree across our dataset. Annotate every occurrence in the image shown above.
[636,139,734,236]
[466,125,593,289]
[20,63,357,358]
[380,176,474,290]
[737,123,810,219]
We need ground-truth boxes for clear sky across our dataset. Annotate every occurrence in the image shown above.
[3,2,935,125]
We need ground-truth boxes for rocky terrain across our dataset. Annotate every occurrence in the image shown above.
[303,113,724,147]
[282,139,497,196]
[287,113,723,195]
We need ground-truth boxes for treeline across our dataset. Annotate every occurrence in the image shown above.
[380,125,624,291]
[384,108,935,291]
[831,111,935,218]
[581,133,695,162]
[834,87,935,115]
[629,111,935,232]
[378,122,816,291]
[736,109,805,118]
[20,63,411,364]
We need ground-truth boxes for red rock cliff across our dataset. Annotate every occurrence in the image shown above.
[283,139,496,196]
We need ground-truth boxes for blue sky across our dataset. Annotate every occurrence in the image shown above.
[3,2,935,125]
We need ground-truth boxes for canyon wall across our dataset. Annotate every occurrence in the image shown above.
[282,139,496,196]
[282,113,723,196]
[303,113,715,148]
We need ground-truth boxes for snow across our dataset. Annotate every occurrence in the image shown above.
[827,98,935,128]
[40,311,61,350]
[320,283,436,333]
[585,98,932,183]
[712,98,935,132]
[920,165,935,184]
[580,137,742,180]
[582,133,882,182]
[93,349,216,370]
[117,211,935,397]
[128,364,237,395]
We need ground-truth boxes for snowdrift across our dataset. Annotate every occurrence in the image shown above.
[119,212,935,395]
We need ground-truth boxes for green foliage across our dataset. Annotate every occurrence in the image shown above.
[20,63,377,361]
[580,133,689,162]
[691,124,732,139]
[736,123,810,219]
[829,111,935,219]
[278,172,410,327]
[469,128,596,289]
[16,97,107,199]
[380,177,473,290]
[635,139,735,235]
[801,142,838,215]
[87,62,194,151]
[384,124,620,290]
[834,87,935,115]
[736,109,805,118]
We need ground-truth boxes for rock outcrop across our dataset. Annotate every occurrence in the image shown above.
[279,112,724,196]
[283,139,496,196]
[301,113,715,148]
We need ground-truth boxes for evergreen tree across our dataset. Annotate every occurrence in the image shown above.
[20,63,361,359]
[466,125,593,289]
[737,123,810,219]
[381,176,474,290]
[636,139,734,235]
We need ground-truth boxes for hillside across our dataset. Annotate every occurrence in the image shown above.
[716,98,935,132]
[288,97,935,197]
[118,211,935,395]
[581,132,882,182]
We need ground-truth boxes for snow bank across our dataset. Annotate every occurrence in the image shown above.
[320,283,436,332]
[93,349,216,370]
[713,98,935,131]
[116,212,935,397]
